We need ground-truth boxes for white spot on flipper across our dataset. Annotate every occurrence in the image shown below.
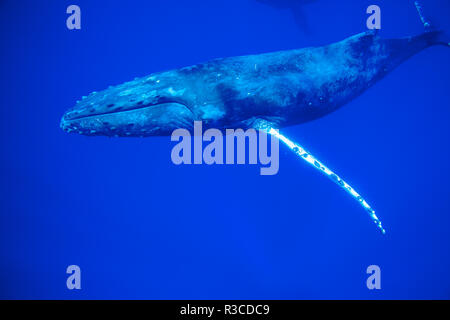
[266,128,386,235]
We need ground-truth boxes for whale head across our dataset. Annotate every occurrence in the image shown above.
[60,75,195,137]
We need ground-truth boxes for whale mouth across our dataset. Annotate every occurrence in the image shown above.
[61,99,192,121]
[60,102,195,137]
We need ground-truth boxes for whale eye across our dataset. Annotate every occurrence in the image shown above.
[107,104,115,108]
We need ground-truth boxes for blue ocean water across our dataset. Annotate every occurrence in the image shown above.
[0,0,449,299]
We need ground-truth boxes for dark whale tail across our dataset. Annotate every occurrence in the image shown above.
[414,1,449,48]
[431,30,450,48]
[415,29,449,49]
[291,4,309,33]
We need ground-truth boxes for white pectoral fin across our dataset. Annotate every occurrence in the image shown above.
[266,127,386,234]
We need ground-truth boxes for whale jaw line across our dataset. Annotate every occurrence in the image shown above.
[60,102,195,137]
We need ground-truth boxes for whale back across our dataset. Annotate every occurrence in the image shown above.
[189,30,444,129]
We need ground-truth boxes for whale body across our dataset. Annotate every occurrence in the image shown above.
[60,30,445,137]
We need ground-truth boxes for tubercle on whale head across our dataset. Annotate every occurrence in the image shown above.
[60,75,196,137]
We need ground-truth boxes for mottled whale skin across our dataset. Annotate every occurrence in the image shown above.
[60,30,444,137]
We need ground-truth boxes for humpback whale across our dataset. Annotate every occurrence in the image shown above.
[61,2,448,234]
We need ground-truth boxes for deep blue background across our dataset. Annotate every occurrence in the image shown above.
[1,0,449,299]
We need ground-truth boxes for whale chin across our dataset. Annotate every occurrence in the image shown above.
[60,102,195,137]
